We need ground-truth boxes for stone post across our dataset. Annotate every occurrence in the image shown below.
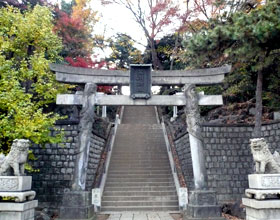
[102,106,107,118]
[170,106,178,122]
[183,84,224,220]
[59,83,97,220]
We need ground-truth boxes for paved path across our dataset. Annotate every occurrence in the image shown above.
[106,212,175,220]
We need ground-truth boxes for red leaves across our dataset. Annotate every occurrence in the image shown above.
[65,57,93,68]
[148,0,180,38]
[98,86,113,93]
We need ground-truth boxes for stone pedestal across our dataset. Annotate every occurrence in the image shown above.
[183,190,225,220]
[0,200,38,220]
[243,174,280,220]
[58,191,96,220]
[0,176,38,220]
[243,198,280,220]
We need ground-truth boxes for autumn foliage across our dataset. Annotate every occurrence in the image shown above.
[54,0,112,92]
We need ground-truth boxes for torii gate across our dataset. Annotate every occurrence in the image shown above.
[52,63,231,219]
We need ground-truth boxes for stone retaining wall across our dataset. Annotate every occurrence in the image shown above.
[30,121,108,211]
[168,121,280,204]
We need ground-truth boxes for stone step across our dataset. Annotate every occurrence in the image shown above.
[115,138,164,141]
[103,191,177,197]
[106,176,173,181]
[110,158,168,162]
[106,177,174,183]
[111,156,169,159]
[113,145,166,148]
[104,186,176,192]
[102,106,178,212]
[111,152,168,156]
[116,129,163,132]
[112,149,167,152]
[105,182,175,187]
[109,162,170,167]
[102,200,178,207]
[101,206,179,212]
[102,195,178,202]
[108,168,171,172]
[107,173,172,178]
[108,170,172,175]
[109,167,171,172]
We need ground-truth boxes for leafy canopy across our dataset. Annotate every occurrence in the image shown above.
[0,5,68,150]
[185,0,280,108]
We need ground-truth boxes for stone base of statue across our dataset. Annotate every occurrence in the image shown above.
[0,176,38,220]
[243,174,280,220]
[0,200,38,220]
[243,198,280,220]
[183,190,225,220]
[58,191,96,220]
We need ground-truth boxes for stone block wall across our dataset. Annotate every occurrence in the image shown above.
[30,121,108,211]
[169,121,280,204]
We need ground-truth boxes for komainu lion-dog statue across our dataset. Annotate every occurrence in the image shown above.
[0,139,30,176]
[250,138,280,174]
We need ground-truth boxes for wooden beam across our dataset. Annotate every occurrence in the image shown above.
[56,94,223,106]
[51,64,231,86]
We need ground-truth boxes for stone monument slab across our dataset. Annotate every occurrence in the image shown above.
[249,174,280,189]
[130,64,151,99]
[0,176,32,192]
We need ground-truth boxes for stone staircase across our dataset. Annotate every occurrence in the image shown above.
[101,106,179,212]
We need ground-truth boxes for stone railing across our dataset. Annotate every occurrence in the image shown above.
[92,106,123,211]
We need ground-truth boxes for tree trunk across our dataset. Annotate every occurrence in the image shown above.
[150,39,163,70]
[170,33,179,70]
[253,70,263,138]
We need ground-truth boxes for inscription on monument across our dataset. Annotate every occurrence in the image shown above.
[261,176,280,188]
[0,178,19,191]
[130,64,151,99]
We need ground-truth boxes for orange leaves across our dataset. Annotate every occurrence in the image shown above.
[72,0,98,27]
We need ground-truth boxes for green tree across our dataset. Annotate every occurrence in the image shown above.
[185,0,280,136]
[106,33,142,69]
[0,6,68,151]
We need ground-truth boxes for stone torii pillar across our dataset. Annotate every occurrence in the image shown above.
[58,83,97,220]
[184,84,208,190]
[72,83,97,191]
[183,84,225,220]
